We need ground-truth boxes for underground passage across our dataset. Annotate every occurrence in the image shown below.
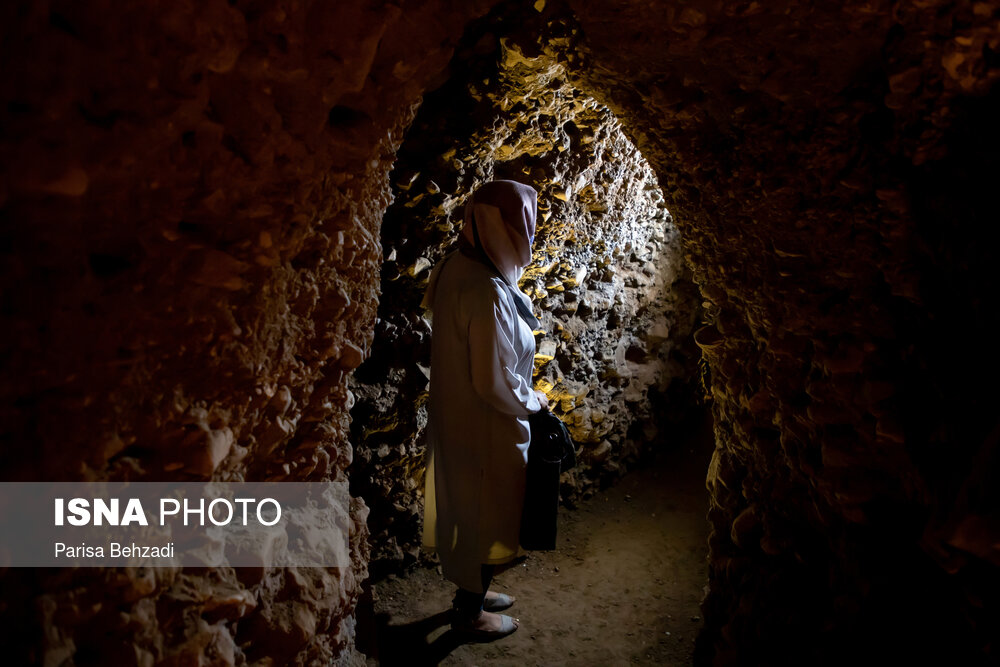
[1,1,998,665]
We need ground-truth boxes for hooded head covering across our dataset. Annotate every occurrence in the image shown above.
[422,180,540,328]
[460,180,538,285]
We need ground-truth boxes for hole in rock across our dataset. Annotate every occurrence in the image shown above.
[88,252,133,278]
[328,105,369,129]
[350,9,708,664]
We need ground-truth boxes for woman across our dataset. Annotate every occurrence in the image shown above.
[421,180,549,638]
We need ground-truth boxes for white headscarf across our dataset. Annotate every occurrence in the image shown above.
[422,181,539,328]
[460,180,538,285]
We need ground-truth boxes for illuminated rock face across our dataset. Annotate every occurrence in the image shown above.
[349,13,700,573]
[2,0,998,664]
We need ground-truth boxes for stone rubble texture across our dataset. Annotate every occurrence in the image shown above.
[1,0,998,664]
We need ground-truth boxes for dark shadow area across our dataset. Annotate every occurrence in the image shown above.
[369,611,509,666]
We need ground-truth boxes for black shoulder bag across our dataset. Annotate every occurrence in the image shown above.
[520,410,576,550]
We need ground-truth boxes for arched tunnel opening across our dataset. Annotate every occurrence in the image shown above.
[347,8,710,661]
[1,1,999,666]
[349,7,702,572]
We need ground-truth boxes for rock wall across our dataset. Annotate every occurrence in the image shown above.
[559,0,1000,663]
[349,8,700,573]
[0,1,493,664]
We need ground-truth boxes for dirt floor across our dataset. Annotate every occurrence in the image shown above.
[358,413,714,666]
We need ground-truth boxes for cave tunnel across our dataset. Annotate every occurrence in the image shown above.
[1,0,998,666]
[349,11,709,662]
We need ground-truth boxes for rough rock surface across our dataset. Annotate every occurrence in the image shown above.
[559,0,1000,663]
[2,0,998,664]
[349,8,700,573]
[0,1,491,664]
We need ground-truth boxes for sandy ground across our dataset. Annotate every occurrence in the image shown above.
[357,413,713,666]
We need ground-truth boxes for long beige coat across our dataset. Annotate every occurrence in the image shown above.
[421,251,541,593]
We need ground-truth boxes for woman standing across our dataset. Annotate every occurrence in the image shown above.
[421,180,549,638]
